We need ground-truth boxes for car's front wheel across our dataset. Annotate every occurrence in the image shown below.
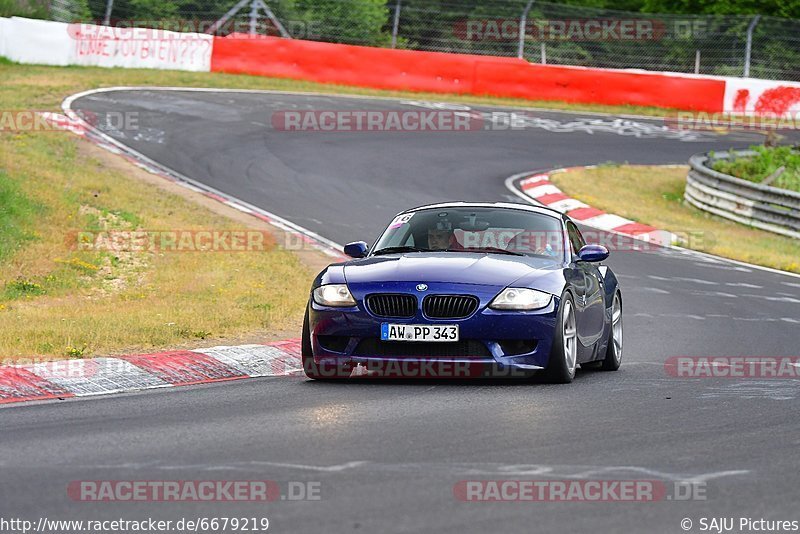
[542,292,578,384]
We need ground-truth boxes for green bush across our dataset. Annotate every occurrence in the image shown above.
[0,0,49,18]
[296,0,389,46]
[712,145,800,193]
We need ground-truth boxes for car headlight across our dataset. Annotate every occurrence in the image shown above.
[490,288,552,310]
[313,284,357,307]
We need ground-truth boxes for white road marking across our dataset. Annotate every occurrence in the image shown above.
[690,290,738,298]
[226,202,255,214]
[743,294,800,304]
[630,312,790,323]
[79,460,749,483]
[701,381,800,401]
[248,461,369,472]
[632,287,670,294]
[650,275,720,286]
[677,277,719,285]
[693,262,752,273]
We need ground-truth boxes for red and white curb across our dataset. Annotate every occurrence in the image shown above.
[507,167,800,279]
[508,167,678,246]
[0,340,304,405]
[39,111,89,136]
[0,95,347,407]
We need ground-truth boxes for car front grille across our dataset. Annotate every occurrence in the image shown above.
[366,294,417,318]
[423,295,479,319]
[352,338,491,359]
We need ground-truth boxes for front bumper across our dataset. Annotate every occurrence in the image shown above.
[308,282,559,377]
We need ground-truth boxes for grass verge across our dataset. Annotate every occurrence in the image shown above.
[0,135,316,360]
[550,165,800,274]
[0,65,354,361]
[0,169,44,262]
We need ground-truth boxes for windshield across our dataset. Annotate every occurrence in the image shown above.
[372,207,565,260]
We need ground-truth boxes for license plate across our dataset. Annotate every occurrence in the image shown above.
[381,323,459,342]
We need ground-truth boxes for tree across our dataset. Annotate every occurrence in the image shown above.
[128,0,181,19]
[295,0,388,45]
[1,0,48,17]
[640,0,800,18]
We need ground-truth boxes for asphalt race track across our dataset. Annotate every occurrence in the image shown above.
[2,90,799,533]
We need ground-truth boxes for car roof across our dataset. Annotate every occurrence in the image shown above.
[399,201,565,220]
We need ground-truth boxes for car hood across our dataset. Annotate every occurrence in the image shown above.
[343,253,561,290]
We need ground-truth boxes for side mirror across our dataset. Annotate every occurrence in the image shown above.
[344,241,369,258]
[577,244,609,263]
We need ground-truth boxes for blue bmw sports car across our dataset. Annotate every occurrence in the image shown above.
[302,202,622,383]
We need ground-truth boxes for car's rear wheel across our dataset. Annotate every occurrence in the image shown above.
[600,291,623,371]
[302,308,351,381]
[543,292,577,384]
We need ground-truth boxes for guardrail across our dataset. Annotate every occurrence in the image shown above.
[685,150,800,239]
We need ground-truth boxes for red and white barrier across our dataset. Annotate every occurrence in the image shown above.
[0,16,212,71]
[2,16,799,116]
[0,17,10,59]
[1,17,74,65]
[724,77,800,117]
[210,35,726,112]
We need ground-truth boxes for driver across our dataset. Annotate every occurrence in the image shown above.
[427,222,454,251]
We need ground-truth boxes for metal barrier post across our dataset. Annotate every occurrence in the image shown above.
[743,15,761,77]
[517,0,535,59]
[391,0,402,49]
